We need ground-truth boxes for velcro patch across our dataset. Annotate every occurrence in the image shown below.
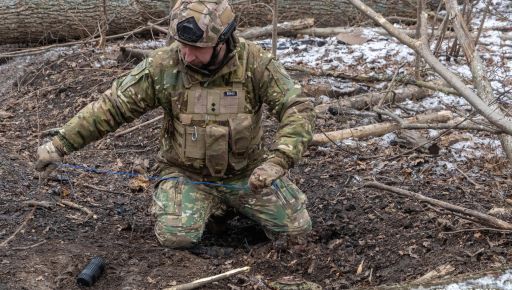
[224,90,237,97]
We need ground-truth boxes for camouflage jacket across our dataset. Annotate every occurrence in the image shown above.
[54,37,315,180]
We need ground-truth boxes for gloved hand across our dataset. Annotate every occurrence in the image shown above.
[35,140,65,178]
[249,160,286,193]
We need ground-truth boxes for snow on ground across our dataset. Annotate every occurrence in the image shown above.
[415,269,512,290]
[256,1,512,168]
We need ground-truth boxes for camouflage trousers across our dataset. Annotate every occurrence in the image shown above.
[151,173,311,248]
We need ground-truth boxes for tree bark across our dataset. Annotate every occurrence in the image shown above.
[0,0,170,44]
[238,18,314,39]
[234,0,421,28]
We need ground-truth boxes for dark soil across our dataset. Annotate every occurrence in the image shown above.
[1,42,512,290]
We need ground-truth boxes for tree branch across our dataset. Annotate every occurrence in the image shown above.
[346,0,512,136]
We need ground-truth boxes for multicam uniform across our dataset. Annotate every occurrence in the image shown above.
[53,37,315,247]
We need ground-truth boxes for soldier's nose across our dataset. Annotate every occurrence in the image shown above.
[181,47,196,63]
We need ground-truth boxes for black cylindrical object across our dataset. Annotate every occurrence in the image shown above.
[76,256,106,287]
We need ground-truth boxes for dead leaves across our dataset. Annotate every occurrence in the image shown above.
[128,175,150,192]
[0,109,14,119]
[127,158,150,192]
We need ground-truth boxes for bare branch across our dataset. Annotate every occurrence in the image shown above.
[346,0,512,136]
[365,181,512,230]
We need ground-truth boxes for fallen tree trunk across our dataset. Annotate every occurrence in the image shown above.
[0,0,426,44]
[311,110,453,145]
[234,0,421,28]
[0,0,170,44]
[238,18,314,39]
[315,85,428,113]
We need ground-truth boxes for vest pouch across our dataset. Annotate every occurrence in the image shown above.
[184,125,206,159]
[205,124,229,177]
[228,114,253,170]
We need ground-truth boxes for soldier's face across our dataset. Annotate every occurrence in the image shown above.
[179,43,214,66]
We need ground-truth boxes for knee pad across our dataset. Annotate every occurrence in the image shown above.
[155,230,198,249]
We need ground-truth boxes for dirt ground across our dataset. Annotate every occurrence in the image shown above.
[1,41,512,290]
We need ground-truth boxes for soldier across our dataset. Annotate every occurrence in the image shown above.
[35,0,315,249]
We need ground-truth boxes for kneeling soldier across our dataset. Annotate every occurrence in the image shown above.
[36,0,315,249]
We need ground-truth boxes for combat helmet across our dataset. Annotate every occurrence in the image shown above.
[170,0,236,47]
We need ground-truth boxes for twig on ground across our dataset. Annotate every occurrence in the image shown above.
[59,200,97,220]
[455,167,481,188]
[114,115,163,137]
[11,240,47,250]
[0,208,36,247]
[23,200,55,208]
[365,181,512,230]
[81,183,129,195]
[441,228,512,234]
[164,266,251,290]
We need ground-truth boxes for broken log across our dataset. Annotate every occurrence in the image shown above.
[238,18,314,39]
[315,85,427,113]
[311,110,453,145]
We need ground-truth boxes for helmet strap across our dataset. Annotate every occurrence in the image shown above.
[204,42,222,69]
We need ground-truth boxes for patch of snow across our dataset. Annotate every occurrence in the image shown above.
[341,138,366,148]
[378,133,397,147]
[435,160,457,173]
[139,39,166,49]
[415,269,512,290]
[318,95,331,104]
